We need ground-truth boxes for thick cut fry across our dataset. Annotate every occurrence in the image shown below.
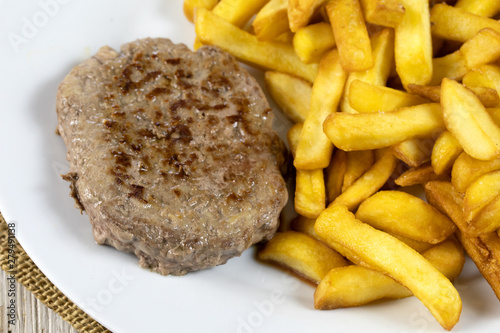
[441,78,500,161]
[356,190,456,243]
[473,195,500,235]
[359,0,405,28]
[341,29,394,114]
[408,83,500,108]
[430,4,500,43]
[488,107,500,125]
[265,71,312,123]
[455,0,500,18]
[389,232,433,253]
[424,181,468,233]
[293,22,336,64]
[348,80,428,113]
[324,103,444,151]
[326,149,347,203]
[461,28,500,70]
[342,151,374,192]
[183,0,218,22]
[314,204,462,330]
[288,0,328,32]
[195,9,318,82]
[314,239,464,309]
[295,50,347,169]
[212,0,268,27]
[394,0,433,88]
[258,231,348,284]
[407,84,441,103]
[291,215,319,239]
[463,170,500,224]
[469,87,500,108]
[253,0,290,41]
[395,163,449,187]
[462,64,500,97]
[325,0,374,72]
[429,51,468,86]
[432,131,463,175]
[331,149,398,211]
[451,152,500,193]
[392,138,434,168]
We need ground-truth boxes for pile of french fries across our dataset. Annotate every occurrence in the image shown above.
[183,0,500,330]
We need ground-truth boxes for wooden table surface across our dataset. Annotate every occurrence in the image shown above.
[0,268,79,333]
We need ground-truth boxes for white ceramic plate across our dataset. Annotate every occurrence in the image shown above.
[1,1,499,332]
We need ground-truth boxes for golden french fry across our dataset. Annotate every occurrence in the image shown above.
[342,151,374,192]
[455,0,500,18]
[406,84,441,103]
[288,0,327,32]
[212,0,268,27]
[195,8,318,82]
[288,123,303,157]
[253,0,290,41]
[293,22,336,64]
[356,190,456,243]
[451,152,500,193]
[472,195,500,235]
[488,107,500,125]
[314,239,464,309]
[359,0,405,28]
[432,131,463,175]
[265,71,312,123]
[258,231,348,284]
[469,86,500,108]
[348,80,428,113]
[430,4,500,43]
[463,170,500,223]
[408,83,500,108]
[395,163,449,187]
[392,138,435,168]
[460,28,500,70]
[441,78,500,161]
[325,0,374,72]
[183,0,218,22]
[429,50,468,86]
[326,149,347,203]
[323,103,444,151]
[291,215,319,239]
[389,232,434,253]
[295,50,347,170]
[462,64,500,97]
[314,204,462,330]
[394,0,433,88]
[331,149,398,211]
[341,28,394,114]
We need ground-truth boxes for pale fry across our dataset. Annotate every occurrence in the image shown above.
[183,0,218,22]
[295,50,347,169]
[326,149,347,203]
[392,138,434,168]
[455,0,500,18]
[314,204,462,330]
[432,131,463,175]
[342,151,374,192]
[195,9,318,82]
[462,64,500,97]
[359,0,405,28]
[395,163,449,187]
[451,152,500,193]
[293,22,336,64]
[461,28,500,70]
[212,0,268,27]
[253,0,290,41]
[323,103,444,151]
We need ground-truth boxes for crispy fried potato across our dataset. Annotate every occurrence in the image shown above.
[441,78,500,161]
[462,64,500,97]
[253,0,290,41]
[291,215,320,239]
[389,232,434,253]
[331,149,398,211]
[314,204,462,330]
[463,170,500,223]
[288,0,328,32]
[392,138,435,168]
[488,107,500,125]
[451,152,500,193]
[461,28,500,70]
[407,84,441,103]
[326,149,347,203]
[395,163,449,187]
[295,50,347,169]
[183,0,218,22]
[432,131,463,175]
[348,80,428,113]
[473,195,500,235]
[265,71,312,123]
[455,0,500,18]
[195,8,318,82]
[356,190,456,243]
[342,151,374,192]
[293,22,336,64]
[341,29,394,114]
[429,50,468,86]
[408,83,500,107]
[394,0,433,88]
[359,0,405,28]
[325,0,374,72]
[258,231,348,284]
[212,0,268,27]
[323,103,444,151]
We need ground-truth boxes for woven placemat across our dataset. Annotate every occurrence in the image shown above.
[0,212,110,333]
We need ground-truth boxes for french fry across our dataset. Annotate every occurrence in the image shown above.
[253,0,290,41]
[429,50,468,86]
[348,80,428,113]
[359,0,405,28]
[314,239,464,309]
[394,0,433,88]
[392,138,434,168]
[331,149,398,211]
[342,151,374,192]
[470,87,500,108]
[455,0,500,18]
[356,190,456,244]
[341,28,394,114]
[395,163,449,187]
[430,4,500,43]
[295,50,347,169]
[473,195,500,235]
[323,103,444,151]
[389,232,434,253]
[451,152,500,193]
[462,64,500,97]
[291,215,319,239]
[195,8,319,82]
[212,0,268,27]
[460,28,500,70]
[440,78,500,161]
[463,170,500,224]
[265,71,312,123]
[325,0,374,72]
[406,84,441,103]
[293,22,336,64]
[288,0,328,32]
[408,83,500,108]
[258,231,348,284]
[314,204,462,330]
[325,149,347,203]
[488,107,500,125]
[431,131,463,175]
[183,0,218,22]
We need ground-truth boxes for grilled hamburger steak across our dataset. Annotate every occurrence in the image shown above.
[56,38,288,275]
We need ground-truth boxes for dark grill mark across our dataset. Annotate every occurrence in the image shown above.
[128,184,148,203]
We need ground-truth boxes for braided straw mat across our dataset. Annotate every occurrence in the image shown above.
[0,212,110,332]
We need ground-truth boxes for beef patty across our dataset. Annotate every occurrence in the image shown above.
[56,38,288,275]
